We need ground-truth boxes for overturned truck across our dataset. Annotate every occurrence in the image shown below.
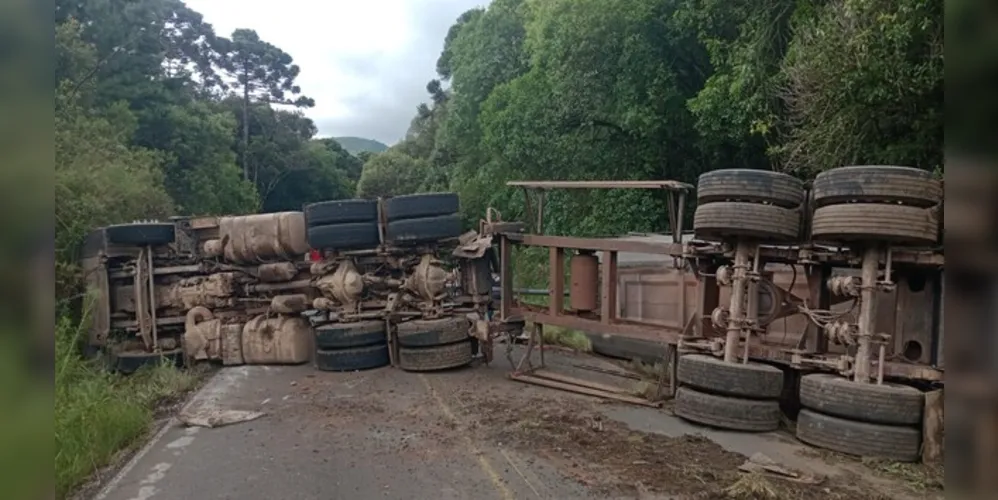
[81,193,497,374]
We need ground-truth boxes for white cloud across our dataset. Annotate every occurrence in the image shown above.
[185,0,489,145]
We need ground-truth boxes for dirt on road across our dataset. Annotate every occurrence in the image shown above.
[286,347,943,500]
[89,347,943,500]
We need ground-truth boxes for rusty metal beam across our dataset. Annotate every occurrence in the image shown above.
[518,308,943,381]
[531,369,633,395]
[600,250,618,324]
[500,235,513,320]
[507,180,694,191]
[549,247,564,316]
[509,233,684,255]
[516,309,678,343]
[508,372,661,407]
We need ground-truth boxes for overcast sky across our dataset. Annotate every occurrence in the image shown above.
[185,0,489,146]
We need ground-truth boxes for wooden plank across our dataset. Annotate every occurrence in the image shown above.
[549,247,564,315]
[601,250,618,323]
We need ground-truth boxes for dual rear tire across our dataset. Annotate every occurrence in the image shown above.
[304,193,463,250]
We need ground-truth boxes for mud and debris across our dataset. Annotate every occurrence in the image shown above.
[452,393,882,499]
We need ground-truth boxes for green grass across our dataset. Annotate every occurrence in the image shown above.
[540,324,593,352]
[55,316,200,499]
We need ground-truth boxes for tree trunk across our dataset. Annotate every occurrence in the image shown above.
[242,67,250,182]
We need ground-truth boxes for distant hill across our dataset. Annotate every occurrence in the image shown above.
[333,137,388,155]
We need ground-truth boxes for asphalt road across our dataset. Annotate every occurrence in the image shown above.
[89,347,933,500]
[92,362,594,500]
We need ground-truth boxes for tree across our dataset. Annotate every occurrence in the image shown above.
[154,101,259,215]
[221,28,316,181]
[778,0,943,175]
[356,151,432,198]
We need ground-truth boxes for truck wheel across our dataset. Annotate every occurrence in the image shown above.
[696,169,805,208]
[799,374,924,426]
[384,192,460,221]
[398,340,474,372]
[810,203,938,246]
[105,223,176,246]
[397,316,470,347]
[385,214,462,245]
[306,221,380,250]
[677,354,784,399]
[113,348,184,374]
[315,321,387,350]
[796,408,921,462]
[693,202,800,242]
[304,199,378,226]
[673,386,781,432]
[812,166,941,208]
[315,344,390,372]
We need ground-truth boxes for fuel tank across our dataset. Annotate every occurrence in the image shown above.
[217,212,309,263]
[240,314,311,364]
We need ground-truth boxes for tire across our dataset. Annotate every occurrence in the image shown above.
[673,386,781,432]
[315,321,387,350]
[315,344,390,372]
[796,409,921,462]
[307,222,380,250]
[812,166,941,208]
[799,374,924,426]
[384,192,460,221]
[398,341,474,372]
[304,199,378,226]
[113,349,184,374]
[385,214,462,244]
[105,223,176,246]
[697,169,805,208]
[693,202,800,242]
[810,203,939,246]
[586,333,667,364]
[397,316,470,347]
[677,354,784,399]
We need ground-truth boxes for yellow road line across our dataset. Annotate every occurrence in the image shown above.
[419,374,515,500]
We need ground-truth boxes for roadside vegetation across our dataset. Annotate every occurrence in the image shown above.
[55,0,941,497]
[55,314,200,497]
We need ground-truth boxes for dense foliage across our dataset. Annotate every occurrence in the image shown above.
[55,0,943,292]
[372,0,942,238]
[54,0,364,297]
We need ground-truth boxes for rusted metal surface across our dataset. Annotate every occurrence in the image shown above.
[723,242,753,363]
[600,251,619,324]
[569,252,598,312]
[507,233,683,255]
[853,246,881,382]
[508,372,662,407]
[549,248,565,316]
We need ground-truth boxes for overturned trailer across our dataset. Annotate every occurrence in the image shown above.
[479,168,945,463]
